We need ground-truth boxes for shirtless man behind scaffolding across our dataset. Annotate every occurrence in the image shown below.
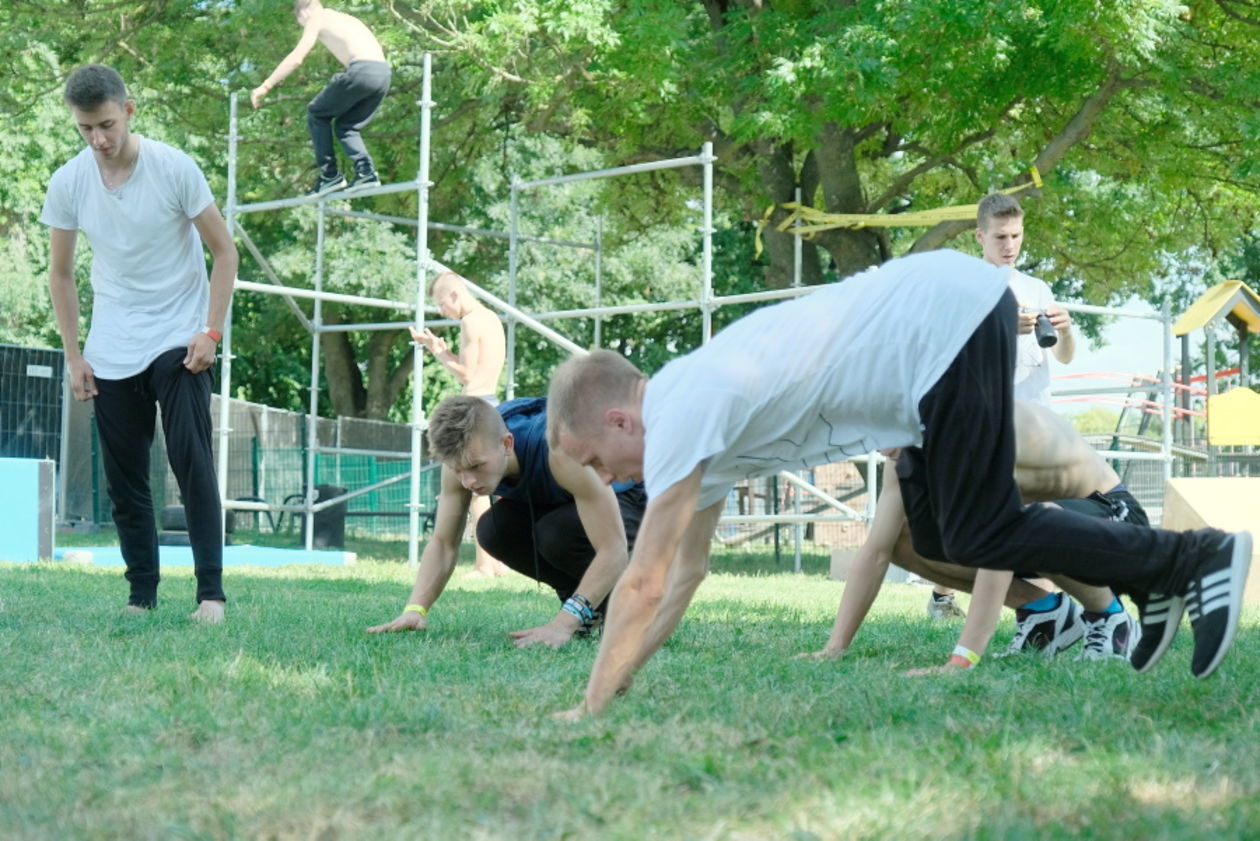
[411,271,509,577]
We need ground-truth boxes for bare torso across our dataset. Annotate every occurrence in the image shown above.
[1012,400,1119,501]
[313,9,385,66]
[459,305,507,397]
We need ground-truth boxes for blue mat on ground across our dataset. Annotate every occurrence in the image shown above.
[50,545,356,567]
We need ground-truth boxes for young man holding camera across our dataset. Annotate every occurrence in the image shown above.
[925,193,1084,627]
[975,192,1076,403]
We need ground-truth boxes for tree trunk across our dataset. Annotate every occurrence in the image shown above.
[365,330,414,420]
[754,139,825,289]
[810,122,882,278]
[319,308,367,418]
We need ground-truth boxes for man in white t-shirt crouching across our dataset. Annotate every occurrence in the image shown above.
[42,64,238,623]
[546,249,1251,718]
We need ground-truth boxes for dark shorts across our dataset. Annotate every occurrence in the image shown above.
[1052,486,1148,527]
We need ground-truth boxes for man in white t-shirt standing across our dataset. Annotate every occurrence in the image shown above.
[926,193,1081,626]
[546,249,1251,718]
[42,64,238,623]
[976,192,1076,402]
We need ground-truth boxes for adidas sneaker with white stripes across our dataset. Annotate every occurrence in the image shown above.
[1186,531,1253,679]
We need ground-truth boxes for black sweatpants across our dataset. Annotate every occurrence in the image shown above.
[475,486,648,609]
[93,348,225,607]
[896,289,1220,598]
[307,60,390,178]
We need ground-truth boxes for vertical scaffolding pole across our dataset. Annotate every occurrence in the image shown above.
[594,216,604,349]
[304,203,327,549]
[507,178,521,397]
[791,186,803,570]
[1161,297,1173,483]
[1206,327,1217,476]
[217,93,240,532]
[700,141,715,343]
[408,53,434,566]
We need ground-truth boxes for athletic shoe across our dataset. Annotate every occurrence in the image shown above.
[927,591,966,620]
[1078,609,1141,661]
[573,609,604,638]
[1128,591,1185,673]
[345,170,381,192]
[1185,531,1252,679]
[307,173,347,197]
[1003,594,1085,656]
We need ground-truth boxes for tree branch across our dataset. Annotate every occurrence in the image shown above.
[909,65,1126,254]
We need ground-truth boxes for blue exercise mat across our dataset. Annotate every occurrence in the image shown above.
[50,544,356,567]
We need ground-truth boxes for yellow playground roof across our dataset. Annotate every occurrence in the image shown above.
[1172,280,1260,336]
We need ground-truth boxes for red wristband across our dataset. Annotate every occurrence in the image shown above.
[203,327,222,343]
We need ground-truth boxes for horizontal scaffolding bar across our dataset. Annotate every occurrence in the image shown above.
[232,180,422,215]
[517,154,708,190]
[719,514,862,524]
[1061,302,1163,320]
[326,209,597,249]
[313,445,413,459]
[235,279,415,312]
[498,285,820,324]
[319,318,458,333]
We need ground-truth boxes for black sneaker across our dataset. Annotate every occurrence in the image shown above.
[1128,591,1186,673]
[1185,531,1252,679]
[306,173,347,197]
[344,170,381,193]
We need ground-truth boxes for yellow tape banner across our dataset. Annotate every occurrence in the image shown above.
[754,166,1042,259]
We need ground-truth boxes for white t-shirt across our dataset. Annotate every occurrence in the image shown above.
[642,249,1011,509]
[1007,270,1056,404]
[41,136,216,379]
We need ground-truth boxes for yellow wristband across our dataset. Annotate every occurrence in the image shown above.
[951,644,980,667]
[404,604,428,616]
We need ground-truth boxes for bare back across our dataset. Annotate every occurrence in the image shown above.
[459,305,507,397]
[1012,400,1120,501]
[312,8,385,66]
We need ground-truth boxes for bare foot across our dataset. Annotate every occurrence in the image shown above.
[464,562,512,579]
[123,605,152,616]
[190,600,226,624]
[552,705,587,723]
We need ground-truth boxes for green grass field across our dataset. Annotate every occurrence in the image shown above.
[1,540,1257,841]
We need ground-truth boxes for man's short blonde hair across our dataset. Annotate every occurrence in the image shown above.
[427,271,465,299]
[976,193,1024,229]
[547,350,646,445]
[427,396,506,463]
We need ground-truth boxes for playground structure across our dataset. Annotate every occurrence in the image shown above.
[178,54,1245,567]
[1172,280,1260,472]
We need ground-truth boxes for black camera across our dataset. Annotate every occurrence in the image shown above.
[1021,307,1057,348]
[1033,311,1057,348]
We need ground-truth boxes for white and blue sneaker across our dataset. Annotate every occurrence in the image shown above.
[1078,608,1141,661]
[1003,593,1085,657]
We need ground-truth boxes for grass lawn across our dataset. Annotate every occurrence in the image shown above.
[1,536,1257,841]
